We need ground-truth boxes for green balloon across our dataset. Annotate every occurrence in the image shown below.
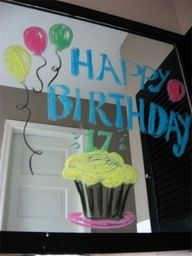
[49,24,73,51]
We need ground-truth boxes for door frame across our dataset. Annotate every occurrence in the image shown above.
[0,119,88,231]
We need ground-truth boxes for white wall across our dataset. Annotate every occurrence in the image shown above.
[59,0,191,34]
[0,2,127,101]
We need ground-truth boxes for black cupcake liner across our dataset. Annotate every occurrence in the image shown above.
[75,181,132,219]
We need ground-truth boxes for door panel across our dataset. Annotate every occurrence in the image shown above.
[2,128,85,232]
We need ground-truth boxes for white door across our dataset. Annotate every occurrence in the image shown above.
[0,120,87,232]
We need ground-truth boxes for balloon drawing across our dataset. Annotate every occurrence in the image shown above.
[167,79,185,102]
[3,45,42,175]
[48,24,73,86]
[24,26,48,92]
[49,23,73,52]
[24,26,47,55]
[4,45,32,83]
[3,24,74,175]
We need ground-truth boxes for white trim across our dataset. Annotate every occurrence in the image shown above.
[136,219,151,233]
[0,119,89,232]
[0,120,14,228]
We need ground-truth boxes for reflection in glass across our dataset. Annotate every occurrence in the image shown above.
[0,1,191,234]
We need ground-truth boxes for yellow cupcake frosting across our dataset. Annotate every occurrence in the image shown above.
[62,150,138,188]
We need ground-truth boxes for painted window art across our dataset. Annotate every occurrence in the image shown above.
[0,0,191,237]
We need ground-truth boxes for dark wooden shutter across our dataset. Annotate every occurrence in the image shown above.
[136,46,191,232]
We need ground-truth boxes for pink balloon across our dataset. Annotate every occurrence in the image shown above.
[24,26,47,55]
[167,79,185,102]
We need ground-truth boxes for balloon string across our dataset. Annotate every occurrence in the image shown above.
[16,83,42,175]
[48,50,62,86]
[34,55,47,93]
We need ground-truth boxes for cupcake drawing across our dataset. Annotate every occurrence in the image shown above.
[62,150,138,223]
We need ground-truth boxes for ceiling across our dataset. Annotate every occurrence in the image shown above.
[58,0,191,34]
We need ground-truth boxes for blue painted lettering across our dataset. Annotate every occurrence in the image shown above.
[148,69,170,93]
[166,112,191,157]
[97,54,122,85]
[73,88,81,121]
[148,102,168,137]
[71,47,94,79]
[48,84,73,121]
[140,65,159,90]
[89,91,113,127]
[120,59,127,85]
[47,84,191,157]
[126,96,146,133]
[108,93,124,128]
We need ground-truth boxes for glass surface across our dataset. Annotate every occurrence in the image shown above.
[0,1,191,234]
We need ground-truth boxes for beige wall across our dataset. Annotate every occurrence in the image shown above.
[59,0,191,34]
[120,34,173,225]
[173,0,192,34]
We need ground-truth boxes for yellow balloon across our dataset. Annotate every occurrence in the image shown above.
[4,45,32,83]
